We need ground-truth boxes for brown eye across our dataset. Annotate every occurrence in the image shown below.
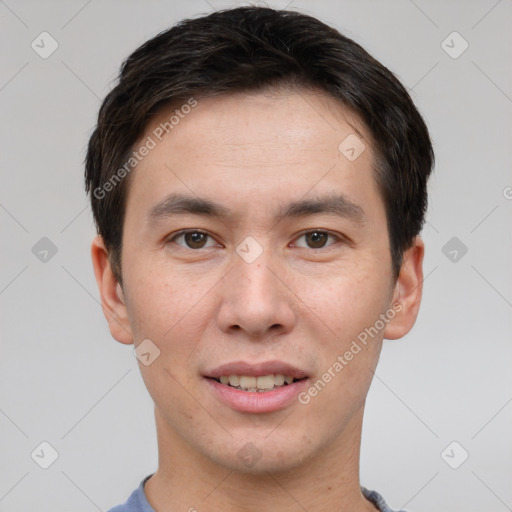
[171,231,215,249]
[184,232,208,249]
[305,231,328,248]
[294,230,338,249]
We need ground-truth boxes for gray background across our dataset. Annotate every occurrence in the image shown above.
[1,0,511,510]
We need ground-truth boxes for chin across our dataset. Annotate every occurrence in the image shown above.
[202,432,320,476]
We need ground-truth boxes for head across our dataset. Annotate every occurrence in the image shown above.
[87,7,433,474]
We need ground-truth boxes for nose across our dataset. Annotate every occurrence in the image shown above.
[216,251,297,339]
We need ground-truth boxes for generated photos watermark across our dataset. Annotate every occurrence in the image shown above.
[93,97,198,200]
[298,302,403,405]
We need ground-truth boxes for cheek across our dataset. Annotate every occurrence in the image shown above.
[298,264,389,401]
[123,258,212,341]
[306,260,392,344]
[123,268,208,415]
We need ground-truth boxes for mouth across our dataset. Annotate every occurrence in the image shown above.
[211,374,305,392]
[204,361,309,413]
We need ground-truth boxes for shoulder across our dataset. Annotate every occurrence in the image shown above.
[361,487,407,512]
[107,476,155,512]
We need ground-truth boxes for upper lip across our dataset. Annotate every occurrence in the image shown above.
[204,360,309,380]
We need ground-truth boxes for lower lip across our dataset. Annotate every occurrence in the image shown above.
[205,378,309,414]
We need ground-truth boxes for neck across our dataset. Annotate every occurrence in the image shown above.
[145,405,377,512]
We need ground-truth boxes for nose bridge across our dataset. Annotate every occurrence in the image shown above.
[217,243,295,336]
[235,253,276,300]
[237,240,279,300]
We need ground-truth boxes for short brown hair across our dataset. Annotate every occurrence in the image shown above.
[85,6,434,282]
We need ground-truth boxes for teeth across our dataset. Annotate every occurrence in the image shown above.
[239,376,257,388]
[256,375,274,389]
[274,374,285,386]
[216,374,297,391]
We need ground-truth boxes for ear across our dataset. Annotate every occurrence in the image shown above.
[91,235,134,345]
[383,236,425,340]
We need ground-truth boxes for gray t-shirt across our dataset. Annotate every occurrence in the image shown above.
[108,475,406,512]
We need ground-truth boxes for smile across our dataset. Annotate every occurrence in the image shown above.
[204,361,310,413]
[213,374,302,392]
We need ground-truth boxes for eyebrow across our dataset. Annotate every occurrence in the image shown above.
[147,192,365,225]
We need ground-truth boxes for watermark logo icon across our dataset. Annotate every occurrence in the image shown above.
[339,134,365,161]
[441,441,469,469]
[31,31,59,59]
[441,31,468,59]
[442,236,468,263]
[32,237,58,263]
[31,441,59,469]
[237,442,262,468]
[134,339,161,366]
[236,236,263,264]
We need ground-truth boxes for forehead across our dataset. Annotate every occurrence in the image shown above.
[149,88,370,160]
[125,88,381,221]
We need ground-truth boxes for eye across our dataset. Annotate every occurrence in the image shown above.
[293,230,339,249]
[169,230,218,250]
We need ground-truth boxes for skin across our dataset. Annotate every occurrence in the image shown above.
[92,87,424,512]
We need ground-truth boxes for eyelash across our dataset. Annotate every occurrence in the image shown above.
[167,229,344,251]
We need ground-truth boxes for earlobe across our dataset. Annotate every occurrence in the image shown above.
[91,235,134,345]
[383,236,425,340]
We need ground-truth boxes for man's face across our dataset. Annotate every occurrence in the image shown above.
[115,89,399,472]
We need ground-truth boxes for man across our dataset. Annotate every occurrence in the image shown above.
[86,6,433,511]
